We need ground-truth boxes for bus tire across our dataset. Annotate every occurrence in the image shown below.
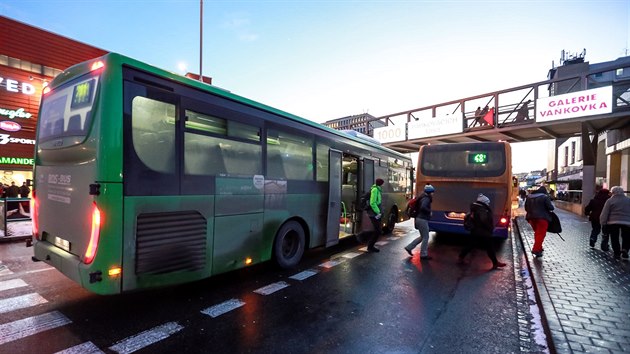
[384,210,398,234]
[273,221,305,269]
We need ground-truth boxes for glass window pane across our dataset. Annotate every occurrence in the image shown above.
[185,133,262,176]
[316,143,330,181]
[267,129,313,180]
[132,96,176,173]
[185,110,226,135]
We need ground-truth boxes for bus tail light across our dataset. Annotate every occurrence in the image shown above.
[31,190,40,239]
[90,60,105,71]
[499,216,509,226]
[84,203,101,264]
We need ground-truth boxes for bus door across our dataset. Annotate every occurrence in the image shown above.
[326,149,342,247]
[358,159,375,233]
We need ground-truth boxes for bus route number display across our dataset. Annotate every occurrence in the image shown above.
[71,79,95,109]
[468,152,488,164]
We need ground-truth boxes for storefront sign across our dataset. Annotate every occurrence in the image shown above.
[0,121,21,132]
[0,157,34,165]
[536,86,612,122]
[0,107,32,119]
[0,77,36,95]
[407,114,463,139]
[0,134,35,145]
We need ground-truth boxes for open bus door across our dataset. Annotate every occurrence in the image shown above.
[326,149,342,247]
[358,159,375,234]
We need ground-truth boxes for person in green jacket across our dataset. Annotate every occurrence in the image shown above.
[365,178,385,252]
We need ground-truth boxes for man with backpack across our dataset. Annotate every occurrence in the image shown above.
[459,193,506,270]
[363,178,385,253]
[404,184,435,260]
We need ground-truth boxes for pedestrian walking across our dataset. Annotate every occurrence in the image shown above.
[364,178,385,253]
[600,186,630,260]
[525,185,554,257]
[404,184,435,260]
[6,182,19,198]
[584,185,611,251]
[19,182,30,198]
[458,193,507,269]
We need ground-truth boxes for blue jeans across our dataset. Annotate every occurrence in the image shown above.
[406,218,430,257]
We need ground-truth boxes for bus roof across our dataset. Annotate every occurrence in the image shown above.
[52,52,411,162]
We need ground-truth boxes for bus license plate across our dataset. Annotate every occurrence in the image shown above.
[53,237,71,252]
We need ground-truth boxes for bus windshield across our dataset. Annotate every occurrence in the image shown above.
[38,73,99,147]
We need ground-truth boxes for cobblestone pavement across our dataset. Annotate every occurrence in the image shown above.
[515,208,630,353]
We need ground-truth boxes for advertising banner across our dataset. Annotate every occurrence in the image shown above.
[407,114,463,139]
[536,86,612,122]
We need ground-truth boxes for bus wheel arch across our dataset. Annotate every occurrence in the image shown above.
[383,207,399,234]
[273,219,308,269]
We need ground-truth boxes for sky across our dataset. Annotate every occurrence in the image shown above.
[2,0,629,173]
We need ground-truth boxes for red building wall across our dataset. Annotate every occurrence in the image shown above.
[0,16,107,171]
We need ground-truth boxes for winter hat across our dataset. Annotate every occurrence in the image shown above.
[611,186,624,196]
[476,193,490,206]
[424,184,435,193]
[375,178,384,186]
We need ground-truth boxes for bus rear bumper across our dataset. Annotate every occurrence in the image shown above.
[33,240,83,284]
[429,221,509,239]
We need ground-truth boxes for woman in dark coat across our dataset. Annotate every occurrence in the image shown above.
[459,193,506,269]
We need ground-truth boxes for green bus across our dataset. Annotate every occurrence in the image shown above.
[30,53,413,294]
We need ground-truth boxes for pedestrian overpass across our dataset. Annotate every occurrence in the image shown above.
[369,56,630,212]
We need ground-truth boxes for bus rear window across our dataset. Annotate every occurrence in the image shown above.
[37,74,99,146]
[421,144,506,177]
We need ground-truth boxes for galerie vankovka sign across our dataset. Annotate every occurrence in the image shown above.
[536,86,612,122]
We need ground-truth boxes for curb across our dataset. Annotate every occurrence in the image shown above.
[514,216,571,354]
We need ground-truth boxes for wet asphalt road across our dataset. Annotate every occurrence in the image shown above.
[0,220,524,354]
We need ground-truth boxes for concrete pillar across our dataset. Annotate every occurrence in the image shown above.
[582,165,595,216]
[622,149,630,191]
[609,153,621,187]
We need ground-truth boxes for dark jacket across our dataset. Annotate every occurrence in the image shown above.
[584,189,610,223]
[525,187,554,222]
[414,192,432,220]
[470,201,494,237]
[6,185,19,198]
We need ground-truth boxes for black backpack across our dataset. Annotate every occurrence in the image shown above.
[359,190,372,211]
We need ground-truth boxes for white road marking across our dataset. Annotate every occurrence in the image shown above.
[23,267,55,275]
[108,321,183,354]
[0,278,28,292]
[289,269,318,281]
[0,311,72,345]
[0,262,13,277]
[0,293,48,314]
[358,246,368,252]
[55,341,104,354]
[253,281,289,295]
[375,241,389,246]
[201,299,246,318]
[319,259,344,268]
[341,252,361,259]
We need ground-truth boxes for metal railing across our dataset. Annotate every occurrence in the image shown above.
[0,197,32,239]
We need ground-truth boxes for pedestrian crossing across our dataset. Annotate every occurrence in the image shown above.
[0,229,410,353]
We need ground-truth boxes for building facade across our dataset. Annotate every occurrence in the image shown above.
[323,113,385,136]
[0,16,107,188]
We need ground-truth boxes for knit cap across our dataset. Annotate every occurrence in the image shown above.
[477,193,490,206]
[424,184,435,193]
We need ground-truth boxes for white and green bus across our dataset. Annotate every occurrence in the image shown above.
[30,53,413,294]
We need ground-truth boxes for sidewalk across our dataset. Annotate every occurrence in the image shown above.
[515,208,630,353]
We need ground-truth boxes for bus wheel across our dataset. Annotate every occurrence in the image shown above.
[384,211,398,234]
[273,221,305,268]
